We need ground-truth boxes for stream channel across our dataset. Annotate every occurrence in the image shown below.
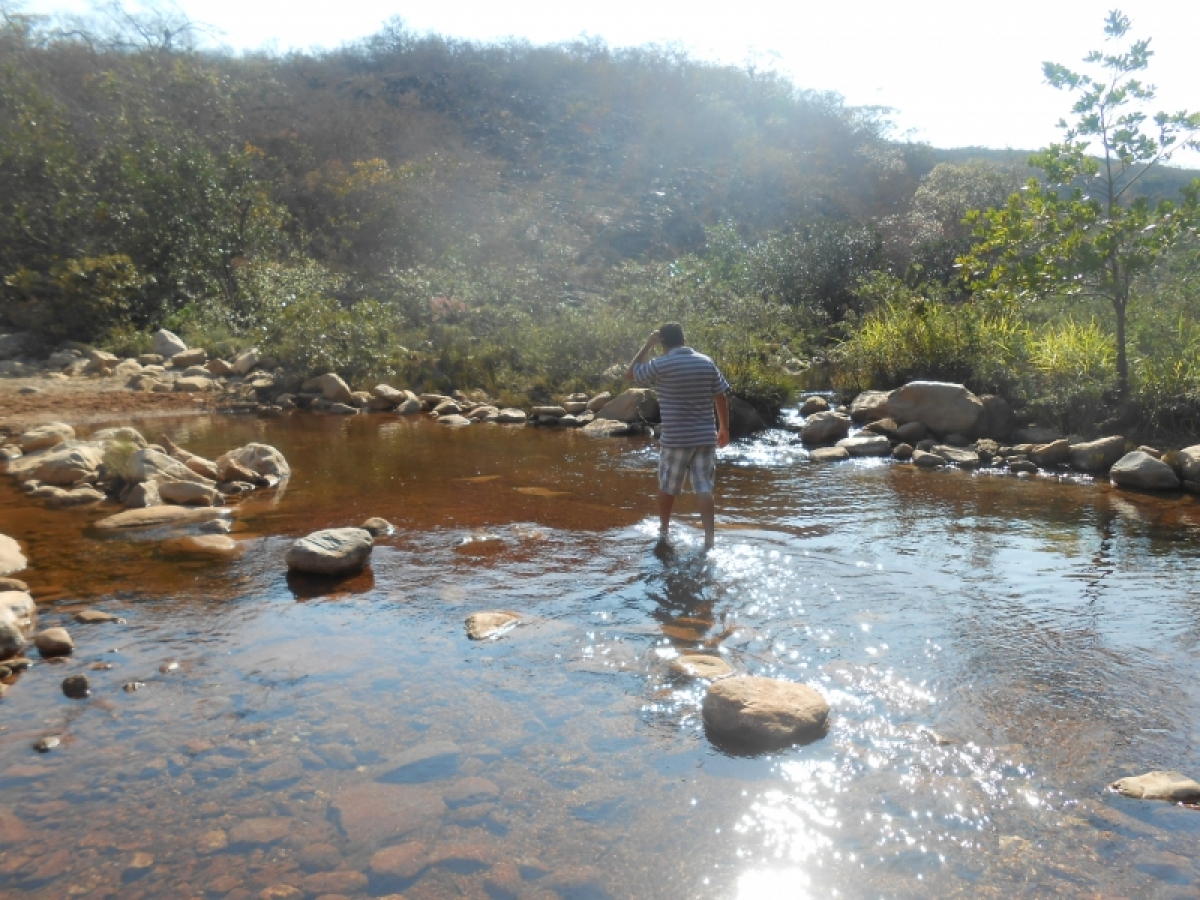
[2,411,1200,899]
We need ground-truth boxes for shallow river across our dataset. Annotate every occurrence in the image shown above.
[3,412,1200,899]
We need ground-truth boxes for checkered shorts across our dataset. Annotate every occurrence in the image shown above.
[658,445,717,496]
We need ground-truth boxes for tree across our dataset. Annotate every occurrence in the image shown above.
[962,10,1200,400]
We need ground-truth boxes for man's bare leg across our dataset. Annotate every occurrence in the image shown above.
[698,492,715,549]
[658,492,676,537]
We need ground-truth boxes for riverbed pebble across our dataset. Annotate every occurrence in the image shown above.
[465,611,520,640]
[33,627,74,657]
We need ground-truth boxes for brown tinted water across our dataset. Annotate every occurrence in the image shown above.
[3,412,1200,899]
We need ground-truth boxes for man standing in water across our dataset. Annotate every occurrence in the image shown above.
[627,323,730,549]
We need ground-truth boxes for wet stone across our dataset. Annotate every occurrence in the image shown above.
[62,674,90,699]
[360,516,394,537]
[198,829,229,853]
[669,653,733,681]
[33,735,61,753]
[229,816,292,846]
[34,627,74,658]
[74,608,121,624]
[297,843,342,872]
[123,681,145,693]
[258,886,303,900]
[465,611,520,640]
[703,676,830,749]
[369,841,428,880]
[331,783,444,843]
[1111,770,1200,802]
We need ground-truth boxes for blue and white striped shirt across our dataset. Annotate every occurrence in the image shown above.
[632,347,730,448]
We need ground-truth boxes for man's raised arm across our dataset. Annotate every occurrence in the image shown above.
[625,330,661,381]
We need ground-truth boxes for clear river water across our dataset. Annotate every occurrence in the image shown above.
[2,411,1200,899]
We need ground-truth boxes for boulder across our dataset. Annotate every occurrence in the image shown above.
[728,396,767,438]
[836,434,891,457]
[34,627,74,658]
[20,442,104,486]
[562,400,588,414]
[372,384,403,405]
[1111,771,1200,803]
[84,349,119,374]
[849,391,891,423]
[800,411,851,446]
[863,417,900,439]
[531,406,567,417]
[216,443,290,479]
[169,347,207,367]
[0,536,27,576]
[316,373,353,404]
[1030,439,1071,467]
[702,676,829,748]
[93,506,231,530]
[809,446,849,462]
[151,329,187,358]
[285,528,373,575]
[396,398,422,415]
[799,396,829,416]
[1178,444,1200,482]
[586,392,612,412]
[896,421,929,443]
[174,376,213,392]
[159,481,221,506]
[233,348,260,375]
[1110,451,1180,491]
[597,388,659,423]
[137,353,164,366]
[1070,436,1126,473]
[912,450,945,468]
[126,448,214,486]
[1012,426,1061,444]
[111,358,142,379]
[893,443,914,460]
[465,611,520,640]
[19,423,75,453]
[206,358,236,376]
[886,382,984,435]
[932,445,980,468]
[123,482,161,508]
[496,408,528,424]
[977,395,1017,439]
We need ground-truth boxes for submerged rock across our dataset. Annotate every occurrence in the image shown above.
[581,418,635,437]
[670,654,733,680]
[74,609,121,624]
[1111,770,1200,802]
[285,528,373,575]
[465,611,520,640]
[62,674,90,699]
[702,676,829,748]
[1110,451,1180,491]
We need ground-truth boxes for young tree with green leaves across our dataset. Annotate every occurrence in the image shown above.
[962,10,1200,400]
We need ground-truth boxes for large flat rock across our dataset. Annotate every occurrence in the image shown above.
[94,506,231,530]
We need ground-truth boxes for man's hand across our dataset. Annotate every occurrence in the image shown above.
[717,426,730,449]
[626,329,662,380]
[715,393,730,447]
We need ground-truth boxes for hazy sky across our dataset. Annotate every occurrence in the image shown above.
[21,0,1200,165]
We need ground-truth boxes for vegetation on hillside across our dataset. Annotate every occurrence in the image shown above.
[1,4,1198,432]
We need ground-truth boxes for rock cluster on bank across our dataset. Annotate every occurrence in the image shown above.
[799,380,1200,493]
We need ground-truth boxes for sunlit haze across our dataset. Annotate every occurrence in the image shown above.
[21,0,1200,166]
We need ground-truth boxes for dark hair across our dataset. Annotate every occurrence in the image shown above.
[659,323,685,349]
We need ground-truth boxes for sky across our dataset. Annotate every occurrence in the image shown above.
[20,0,1200,166]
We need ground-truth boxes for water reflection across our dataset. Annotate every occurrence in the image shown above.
[0,413,1199,897]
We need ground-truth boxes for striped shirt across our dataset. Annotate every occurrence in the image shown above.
[632,347,730,448]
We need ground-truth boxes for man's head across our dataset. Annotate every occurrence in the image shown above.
[659,323,685,349]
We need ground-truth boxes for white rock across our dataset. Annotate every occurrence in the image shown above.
[216,443,290,478]
[1111,770,1200,802]
[1069,436,1126,473]
[1110,451,1180,491]
[0,536,27,576]
[836,434,891,457]
[800,411,851,445]
[848,390,890,423]
[886,382,985,435]
[596,389,658,423]
[152,329,187,358]
[316,373,354,404]
[233,347,260,375]
[19,423,75,453]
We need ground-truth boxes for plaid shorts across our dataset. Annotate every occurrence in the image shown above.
[658,445,717,496]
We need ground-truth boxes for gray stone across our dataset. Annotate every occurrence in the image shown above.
[1030,439,1071,466]
[702,676,829,748]
[216,443,290,479]
[800,396,829,416]
[1070,436,1126,473]
[531,406,567,417]
[285,528,373,575]
[16,441,105,486]
[896,421,929,443]
[125,448,214,486]
[912,450,946,468]
[932,445,980,468]
[206,358,236,376]
[836,434,891,457]
[92,426,148,447]
[159,481,221,506]
[316,373,353,404]
[887,381,984,435]
[977,394,1017,439]
[1009,459,1039,474]
[94,506,231,530]
[372,384,403,405]
[1111,770,1200,802]
[34,627,74,657]
[893,443,913,460]
[1110,451,1180,491]
[174,376,213,392]
[44,485,106,508]
[151,329,187,358]
[361,517,394,537]
[849,390,891,423]
[728,395,767,438]
[169,347,208,367]
[437,414,471,426]
[586,392,612,412]
[233,348,260,375]
[1178,444,1200,482]
[597,388,659,423]
[800,411,851,445]
[670,654,733,680]
[62,674,90,699]
[124,481,161,508]
[395,398,422,415]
